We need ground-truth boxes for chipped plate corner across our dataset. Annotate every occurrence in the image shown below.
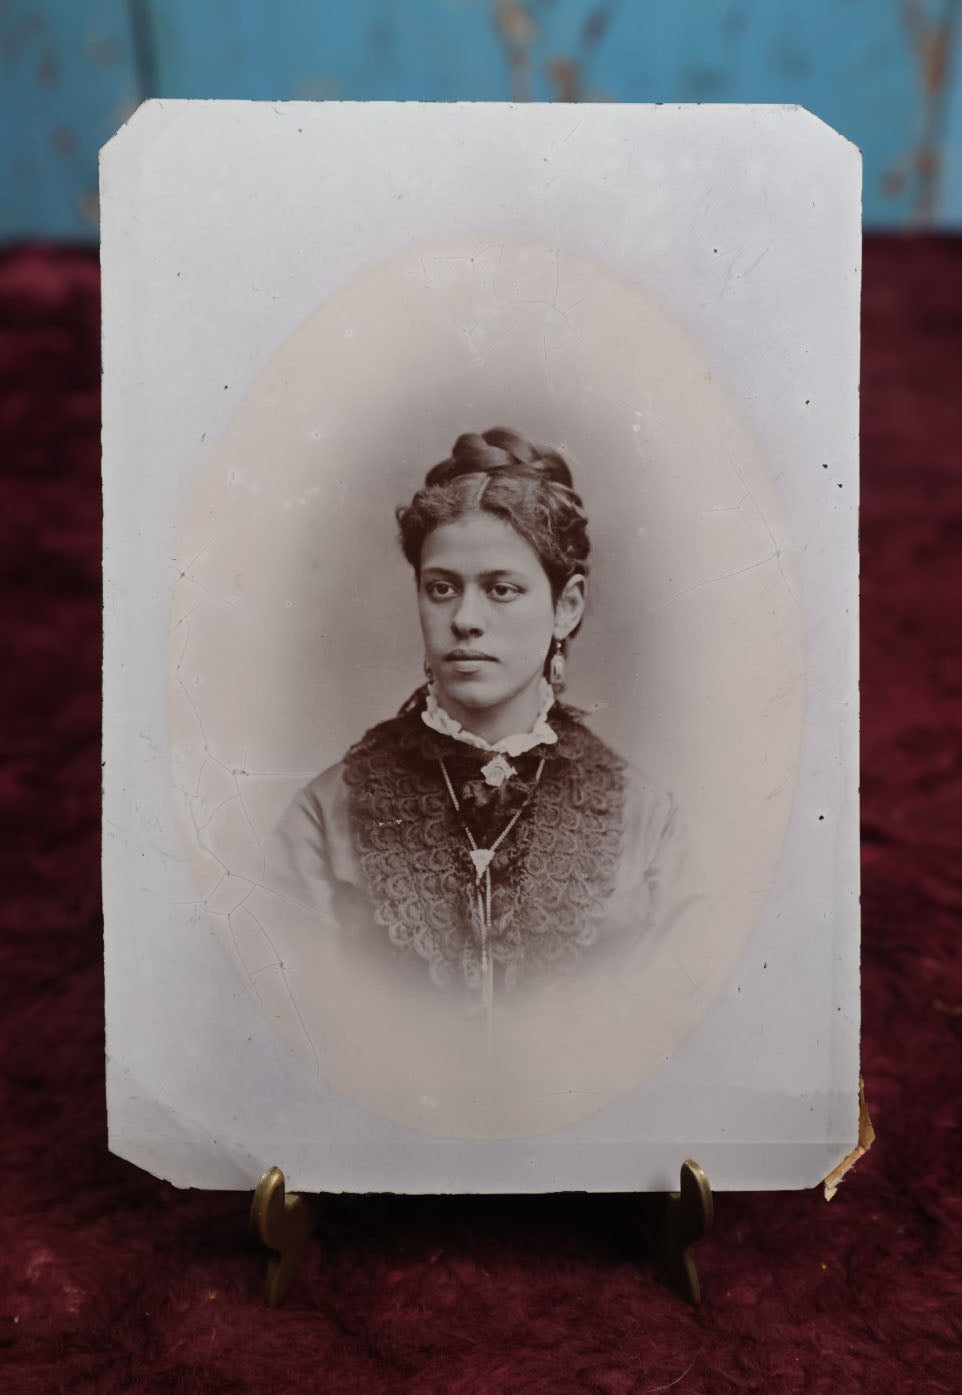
[822,1076,875,1201]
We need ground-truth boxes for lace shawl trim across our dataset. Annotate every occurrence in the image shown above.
[341,697,626,990]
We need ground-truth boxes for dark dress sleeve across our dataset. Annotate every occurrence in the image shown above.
[270,762,364,918]
[608,763,696,952]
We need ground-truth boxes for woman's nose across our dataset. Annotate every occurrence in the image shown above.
[452,588,484,635]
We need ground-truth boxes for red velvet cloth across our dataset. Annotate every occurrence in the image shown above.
[1,240,960,1393]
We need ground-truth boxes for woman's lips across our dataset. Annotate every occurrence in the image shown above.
[445,652,496,674]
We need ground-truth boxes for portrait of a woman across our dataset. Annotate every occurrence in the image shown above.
[275,427,687,1006]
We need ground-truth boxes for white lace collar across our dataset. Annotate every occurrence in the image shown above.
[421,678,558,757]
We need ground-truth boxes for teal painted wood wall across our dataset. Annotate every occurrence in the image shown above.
[2,0,961,239]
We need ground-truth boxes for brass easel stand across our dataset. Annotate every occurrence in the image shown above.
[250,1158,714,1308]
[646,1159,714,1305]
[249,1166,322,1308]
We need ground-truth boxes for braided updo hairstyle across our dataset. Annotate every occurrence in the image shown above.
[396,428,591,610]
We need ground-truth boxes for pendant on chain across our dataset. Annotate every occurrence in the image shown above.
[469,847,496,879]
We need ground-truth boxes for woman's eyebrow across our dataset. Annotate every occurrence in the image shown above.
[421,566,526,581]
[420,566,462,579]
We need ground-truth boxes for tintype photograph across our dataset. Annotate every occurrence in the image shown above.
[102,101,861,1191]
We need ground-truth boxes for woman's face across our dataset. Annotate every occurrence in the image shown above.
[418,511,585,740]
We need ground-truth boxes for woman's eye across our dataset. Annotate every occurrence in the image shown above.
[425,580,456,599]
[489,584,521,600]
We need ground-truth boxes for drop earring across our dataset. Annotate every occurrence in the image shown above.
[549,638,566,690]
[423,656,434,683]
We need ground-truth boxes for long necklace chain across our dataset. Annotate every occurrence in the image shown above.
[438,756,546,1002]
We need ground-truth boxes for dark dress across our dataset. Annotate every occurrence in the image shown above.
[273,692,686,995]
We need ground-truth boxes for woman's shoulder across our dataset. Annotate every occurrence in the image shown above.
[294,757,348,808]
[289,695,434,823]
[336,706,428,799]
[348,708,422,753]
[555,707,680,823]
[552,707,671,805]
[551,703,625,770]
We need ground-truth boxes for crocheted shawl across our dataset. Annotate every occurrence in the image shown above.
[341,693,626,991]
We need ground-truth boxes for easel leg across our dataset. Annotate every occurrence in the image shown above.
[250,1166,320,1308]
[649,1159,714,1305]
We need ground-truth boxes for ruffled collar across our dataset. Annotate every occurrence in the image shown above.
[421,679,558,758]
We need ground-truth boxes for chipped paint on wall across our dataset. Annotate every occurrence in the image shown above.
[881,0,961,220]
[2,0,962,238]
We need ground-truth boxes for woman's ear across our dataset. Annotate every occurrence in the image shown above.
[554,574,587,640]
